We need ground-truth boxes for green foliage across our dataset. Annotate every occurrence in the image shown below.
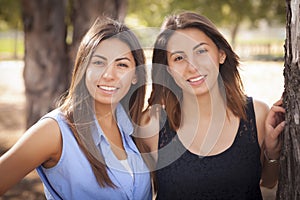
[127,0,285,28]
[0,0,22,30]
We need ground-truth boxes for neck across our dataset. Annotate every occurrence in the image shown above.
[179,83,229,156]
[95,103,117,127]
[182,84,226,118]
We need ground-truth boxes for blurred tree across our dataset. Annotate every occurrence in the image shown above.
[276,0,300,199]
[21,0,127,128]
[128,0,285,47]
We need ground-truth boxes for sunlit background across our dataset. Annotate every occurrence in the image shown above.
[0,0,285,199]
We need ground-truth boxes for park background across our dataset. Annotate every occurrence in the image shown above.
[0,0,285,199]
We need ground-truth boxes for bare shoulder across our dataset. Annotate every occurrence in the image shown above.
[136,108,160,154]
[253,99,269,120]
[140,109,151,126]
[32,117,62,164]
[252,99,269,145]
[19,117,62,163]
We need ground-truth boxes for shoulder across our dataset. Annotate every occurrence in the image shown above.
[17,112,63,168]
[1,113,63,173]
[135,108,159,156]
[252,99,269,146]
[28,116,62,155]
[252,99,269,121]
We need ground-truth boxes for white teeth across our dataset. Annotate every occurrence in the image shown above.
[98,85,117,91]
[188,75,206,82]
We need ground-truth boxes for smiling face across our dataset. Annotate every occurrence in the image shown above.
[166,28,226,97]
[85,38,136,106]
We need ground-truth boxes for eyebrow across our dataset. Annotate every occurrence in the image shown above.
[115,57,131,62]
[169,51,185,57]
[193,42,208,51]
[169,42,209,57]
[92,55,107,61]
[92,55,131,62]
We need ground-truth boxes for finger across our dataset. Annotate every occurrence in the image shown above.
[273,98,283,106]
[271,121,285,138]
[268,107,284,123]
[271,105,285,113]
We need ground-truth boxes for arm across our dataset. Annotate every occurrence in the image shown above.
[0,118,62,195]
[261,99,285,188]
[254,99,285,188]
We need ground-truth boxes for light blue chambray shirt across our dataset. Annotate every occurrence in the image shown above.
[36,104,152,200]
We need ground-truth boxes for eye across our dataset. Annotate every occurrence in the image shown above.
[172,53,186,62]
[117,63,129,68]
[92,60,105,67]
[174,55,184,62]
[196,49,207,54]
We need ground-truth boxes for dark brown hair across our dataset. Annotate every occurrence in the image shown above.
[150,11,246,131]
[59,17,146,187]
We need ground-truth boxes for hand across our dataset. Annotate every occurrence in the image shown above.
[264,99,285,160]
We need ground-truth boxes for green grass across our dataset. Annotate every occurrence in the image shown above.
[0,37,24,59]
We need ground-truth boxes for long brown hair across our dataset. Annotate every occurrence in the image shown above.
[150,11,246,131]
[58,17,146,187]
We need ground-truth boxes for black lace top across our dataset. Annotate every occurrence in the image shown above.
[155,97,262,200]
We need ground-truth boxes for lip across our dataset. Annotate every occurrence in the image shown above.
[97,85,119,94]
[186,75,207,86]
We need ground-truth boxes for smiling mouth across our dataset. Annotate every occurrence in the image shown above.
[187,75,207,83]
[97,85,119,93]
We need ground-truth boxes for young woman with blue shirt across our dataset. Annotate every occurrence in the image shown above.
[0,17,151,200]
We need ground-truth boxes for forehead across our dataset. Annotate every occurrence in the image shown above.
[167,28,215,51]
[93,38,133,59]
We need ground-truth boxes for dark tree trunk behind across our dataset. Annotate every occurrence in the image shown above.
[21,0,68,127]
[276,0,300,199]
[69,0,127,65]
[21,0,127,128]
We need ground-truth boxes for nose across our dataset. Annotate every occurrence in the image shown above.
[186,57,198,73]
[102,64,115,80]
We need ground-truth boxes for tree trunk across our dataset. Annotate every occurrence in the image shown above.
[69,0,127,64]
[230,22,239,50]
[276,0,300,199]
[21,0,69,127]
[21,0,127,128]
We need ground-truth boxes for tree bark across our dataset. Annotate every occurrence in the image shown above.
[21,0,68,127]
[21,0,127,128]
[276,0,300,199]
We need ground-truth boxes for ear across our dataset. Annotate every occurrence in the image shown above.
[131,74,138,85]
[219,50,226,64]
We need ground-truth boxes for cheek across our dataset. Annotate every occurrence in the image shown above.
[118,71,135,87]
[168,64,184,79]
[85,69,94,83]
[85,68,101,95]
[195,55,220,73]
[85,67,104,83]
[168,67,187,88]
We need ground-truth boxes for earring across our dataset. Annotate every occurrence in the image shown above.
[220,57,225,64]
[132,77,137,85]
